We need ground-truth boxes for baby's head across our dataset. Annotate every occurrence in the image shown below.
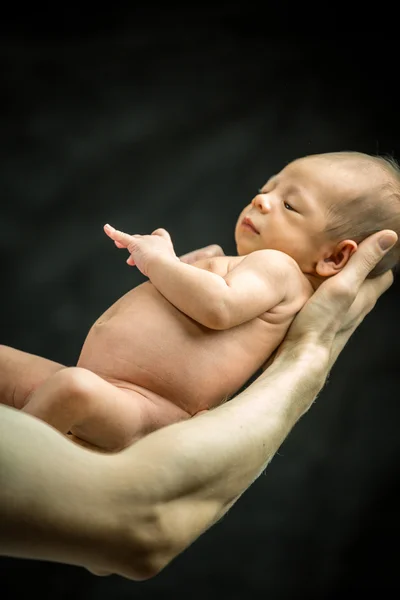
[235,151,400,279]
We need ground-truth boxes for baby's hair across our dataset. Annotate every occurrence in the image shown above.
[323,151,400,278]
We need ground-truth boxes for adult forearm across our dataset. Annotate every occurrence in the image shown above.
[1,229,393,581]
[0,407,148,577]
[0,347,327,581]
[113,344,329,573]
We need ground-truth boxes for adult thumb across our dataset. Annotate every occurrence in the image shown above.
[378,230,398,251]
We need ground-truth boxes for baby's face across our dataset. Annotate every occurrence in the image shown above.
[235,154,366,271]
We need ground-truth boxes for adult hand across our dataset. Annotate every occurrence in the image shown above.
[268,230,397,371]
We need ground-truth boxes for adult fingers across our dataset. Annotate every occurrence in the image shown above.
[335,230,397,295]
[316,230,397,314]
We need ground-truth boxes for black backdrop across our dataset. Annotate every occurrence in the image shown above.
[1,8,399,598]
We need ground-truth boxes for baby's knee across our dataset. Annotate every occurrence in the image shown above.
[52,366,99,401]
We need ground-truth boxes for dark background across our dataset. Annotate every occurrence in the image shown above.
[1,7,399,598]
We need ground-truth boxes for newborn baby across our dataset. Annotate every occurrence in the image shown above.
[20,151,400,451]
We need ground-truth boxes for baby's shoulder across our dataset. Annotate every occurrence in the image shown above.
[246,248,301,273]
[251,249,313,305]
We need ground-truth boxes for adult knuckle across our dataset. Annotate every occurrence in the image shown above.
[332,278,354,300]
[361,250,381,273]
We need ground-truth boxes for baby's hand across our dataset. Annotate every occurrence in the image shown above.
[104,224,178,277]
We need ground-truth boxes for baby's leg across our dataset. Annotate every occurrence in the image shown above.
[22,367,189,451]
[0,344,66,409]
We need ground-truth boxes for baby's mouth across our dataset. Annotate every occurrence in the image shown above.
[242,217,259,234]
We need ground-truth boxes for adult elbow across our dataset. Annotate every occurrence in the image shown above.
[122,507,204,580]
[106,537,168,581]
[116,536,179,581]
[109,507,181,581]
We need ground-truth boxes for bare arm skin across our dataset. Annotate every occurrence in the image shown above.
[0,230,396,581]
[0,348,321,579]
[105,225,291,329]
[148,250,290,329]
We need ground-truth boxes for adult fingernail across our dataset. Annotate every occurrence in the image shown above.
[379,233,397,251]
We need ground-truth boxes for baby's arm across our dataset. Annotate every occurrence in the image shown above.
[148,249,293,329]
[104,225,292,330]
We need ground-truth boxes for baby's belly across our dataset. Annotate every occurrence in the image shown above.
[77,283,292,414]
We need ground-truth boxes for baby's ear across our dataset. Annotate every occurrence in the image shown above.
[316,239,358,277]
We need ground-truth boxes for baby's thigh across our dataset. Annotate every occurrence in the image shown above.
[70,377,189,451]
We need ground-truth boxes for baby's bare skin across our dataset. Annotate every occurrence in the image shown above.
[6,151,400,452]
[13,243,310,452]
[25,150,381,450]
[77,254,312,416]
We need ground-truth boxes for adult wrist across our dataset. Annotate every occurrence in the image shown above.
[277,338,330,376]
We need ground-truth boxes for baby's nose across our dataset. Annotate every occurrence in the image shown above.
[252,194,271,213]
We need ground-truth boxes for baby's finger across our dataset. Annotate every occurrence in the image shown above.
[104,224,136,246]
[114,240,125,249]
[126,256,136,266]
